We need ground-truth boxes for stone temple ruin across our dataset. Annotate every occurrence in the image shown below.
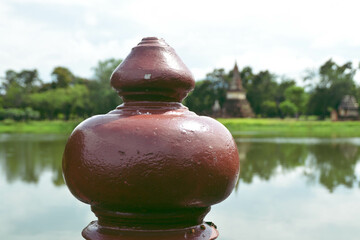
[332,95,359,121]
[213,63,254,118]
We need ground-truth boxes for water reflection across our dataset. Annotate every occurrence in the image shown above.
[1,134,360,193]
[237,138,360,192]
[0,134,67,186]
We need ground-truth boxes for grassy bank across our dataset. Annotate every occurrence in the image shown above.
[1,118,360,137]
[0,120,81,134]
[218,118,360,138]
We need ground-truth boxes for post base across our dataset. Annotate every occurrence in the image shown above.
[82,221,218,240]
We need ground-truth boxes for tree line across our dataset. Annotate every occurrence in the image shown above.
[0,58,122,121]
[0,58,359,121]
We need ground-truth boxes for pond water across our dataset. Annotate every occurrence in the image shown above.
[1,134,360,240]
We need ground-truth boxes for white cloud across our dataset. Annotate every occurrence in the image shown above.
[0,0,360,84]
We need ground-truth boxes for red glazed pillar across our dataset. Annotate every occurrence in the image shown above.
[62,37,240,240]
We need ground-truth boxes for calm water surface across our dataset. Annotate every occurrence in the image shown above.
[1,134,360,240]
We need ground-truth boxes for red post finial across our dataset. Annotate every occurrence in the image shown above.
[111,37,195,102]
[62,37,240,240]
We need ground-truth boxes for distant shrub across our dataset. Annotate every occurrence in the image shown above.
[24,107,40,120]
[57,113,65,120]
[4,108,25,121]
[0,108,5,120]
[279,101,297,117]
[0,107,40,121]
[2,118,15,125]
[261,101,278,117]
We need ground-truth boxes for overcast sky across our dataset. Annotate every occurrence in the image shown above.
[1,0,360,84]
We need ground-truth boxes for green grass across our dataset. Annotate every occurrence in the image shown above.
[218,118,360,138]
[0,120,81,134]
[1,118,360,137]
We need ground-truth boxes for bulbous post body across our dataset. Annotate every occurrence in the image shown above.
[62,37,240,240]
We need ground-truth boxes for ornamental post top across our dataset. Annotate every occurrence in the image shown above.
[62,37,240,240]
[110,37,195,102]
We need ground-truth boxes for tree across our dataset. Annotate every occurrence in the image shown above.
[30,84,89,120]
[88,58,122,114]
[306,59,357,119]
[279,100,297,117]
[2,70,18,91]
[17,69,42,93]
[51,67,75,88]
[284,86,307,117]
[275,78,296,104]
[185,80,217,115]
[246,70,278,116]
[2,81,24,108]
[205,68,229,108]
[185,68,229,115]
[261,100,278,117]
[1,69,42,108]
[239,66,254,90]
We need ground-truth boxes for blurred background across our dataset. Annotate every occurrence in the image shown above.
[1,0,360,240]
